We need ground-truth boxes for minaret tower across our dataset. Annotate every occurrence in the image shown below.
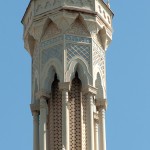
[22,0,113,150]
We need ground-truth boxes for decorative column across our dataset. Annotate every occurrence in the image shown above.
[83,85,97,150]
[59,82,70,150]
[94,113,99,150]
[96,99,107,150]
[30,104,40,150]
[36,91,50,150]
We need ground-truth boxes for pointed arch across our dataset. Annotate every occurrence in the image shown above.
[93,67,106,99]
[41,58,63,92]
[66,58,92,88]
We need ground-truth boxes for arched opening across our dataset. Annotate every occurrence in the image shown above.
[69,72,82,149]
[48,74,62,150]
[67,61,90,88]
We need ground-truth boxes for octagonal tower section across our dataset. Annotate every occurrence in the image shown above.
[22,0,114,150]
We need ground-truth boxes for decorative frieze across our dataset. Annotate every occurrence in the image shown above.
[65,0,94,10]
[40,35,63,49]
[35,0,61,15]
[65,35,91,44]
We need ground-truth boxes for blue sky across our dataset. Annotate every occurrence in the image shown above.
[0,0,150,150]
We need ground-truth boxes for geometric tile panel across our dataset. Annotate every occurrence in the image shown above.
[93,41,105,78]
[66,43,90,65]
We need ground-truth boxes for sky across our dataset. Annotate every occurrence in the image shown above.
[0,0,150,150]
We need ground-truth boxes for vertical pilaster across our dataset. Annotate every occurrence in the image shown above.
[83,85,97,150]
[33,111,39,150]
[59,82,70,150]
[96,99,107,150]
[87,93,94,150]
[31,104,40,150]
[37,91,50,150]
[94,115,99,150]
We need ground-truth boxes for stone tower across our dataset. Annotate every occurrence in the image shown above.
[22,0,113,150]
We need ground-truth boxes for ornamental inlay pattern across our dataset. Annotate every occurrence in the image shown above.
[66,0,93,9]
[65,35,91,44]
[35,0,61,15]
[93,41,105,77]
[41,35,63,49]
[66,43,90,65]
[42,44,63,65]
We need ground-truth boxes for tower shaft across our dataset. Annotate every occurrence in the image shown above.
[22,0,113,150]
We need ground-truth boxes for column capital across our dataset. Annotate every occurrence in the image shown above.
[94,112,99,123]
[59,82,70,91]
[30,104,40,115]
[36,90,50,100]
[82,85,97,95]
[96,98,108,110]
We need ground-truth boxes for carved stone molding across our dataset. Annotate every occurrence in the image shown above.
[66,18,90,36]
[50,12,78,32]
[36,90,50,100]
[40,98,48,109]
[82,85,97,95]
[59,82,70,91]
[66,43,91,66]
[30,104,40,115]
[96,98,107,110]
